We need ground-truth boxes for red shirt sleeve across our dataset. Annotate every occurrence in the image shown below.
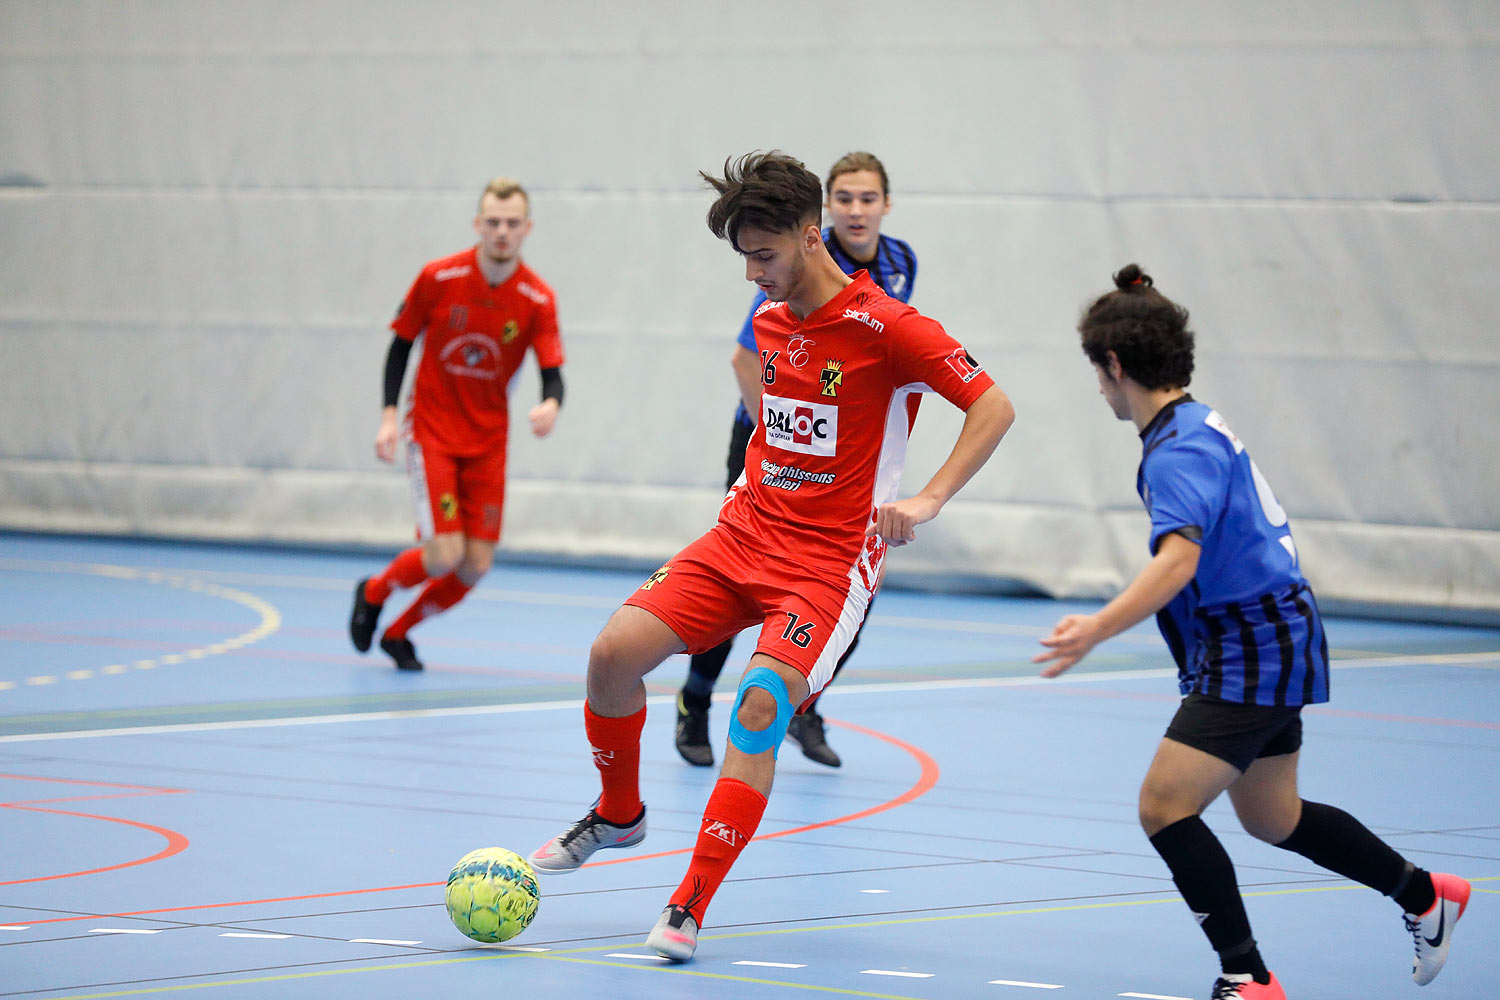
[529,298,565,369]
[886,312,995,409]
[390,268,434,342]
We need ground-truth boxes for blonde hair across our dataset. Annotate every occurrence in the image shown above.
[478,176,530,215]
[825,151,889,197]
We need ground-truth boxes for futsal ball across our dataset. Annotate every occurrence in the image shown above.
[444,847,541,943]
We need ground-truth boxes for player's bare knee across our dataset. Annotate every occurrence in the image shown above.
[423,536,463,576]
[1138,784,1194,835]
[733,687,780,735]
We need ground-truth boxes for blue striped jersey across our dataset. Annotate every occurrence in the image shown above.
[1139,395,1330,706]
[732,228,917,426]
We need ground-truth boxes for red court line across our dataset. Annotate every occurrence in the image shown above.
[17,717,939,926]
[0,805,190,886]
[585,717,940,868]
[1,774,191,888]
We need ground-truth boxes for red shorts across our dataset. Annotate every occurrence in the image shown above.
[624,522,881,697]
[406,439,507,543]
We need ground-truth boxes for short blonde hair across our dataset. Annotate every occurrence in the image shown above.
[478,176,530,215]
[825,152,889,198]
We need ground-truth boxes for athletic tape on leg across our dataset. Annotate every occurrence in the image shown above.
[728,666,794,758]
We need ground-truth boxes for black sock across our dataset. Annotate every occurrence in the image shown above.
[684,639,733,696]
[1149,816,1265,979]
[679,687,712,713]
[1273,800,1434,913]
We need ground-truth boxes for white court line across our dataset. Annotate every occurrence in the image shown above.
[734,961,807,969]
[863,969,935,978]
[1120,993,1193,1000]
[0,925,30,931]
[90,928,159,935]
[860,889,890,894]
[220,932,290,939]
[4,646,1495,744]
[607,952,670,961]
[990,981,1064,990]
[350,938,422,946]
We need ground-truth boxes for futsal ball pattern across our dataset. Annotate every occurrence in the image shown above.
[444,847,541,943]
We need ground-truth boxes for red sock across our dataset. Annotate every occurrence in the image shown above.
[382,573,471,640]
[584,703,647,824]
[366,547,428,603]
[671,777,768,925]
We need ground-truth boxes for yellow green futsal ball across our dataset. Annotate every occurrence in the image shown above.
[444,847,540,943]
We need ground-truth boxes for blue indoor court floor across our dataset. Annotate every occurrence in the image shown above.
[1,533,1497,999]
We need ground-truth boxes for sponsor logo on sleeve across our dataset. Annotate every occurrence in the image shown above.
[517,281,550,305]
[762,394,837,457]
[435,264,472,281]
[640,564,670,590]
[944,347,984,383]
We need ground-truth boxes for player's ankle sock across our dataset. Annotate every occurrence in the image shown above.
[680,688,711,714]
[381,573,471,640]
[1392,863,1437,916]
[367,547,428,603]
[1272,800,1428,909]
[682,670,716,699]
[1218,936,1270,982]
[584,703,647,824]
[671,778,767,925]
[1148,816,1255,956]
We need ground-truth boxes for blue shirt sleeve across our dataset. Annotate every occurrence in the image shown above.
[736,291,766,352]
[1142,440,1229,554]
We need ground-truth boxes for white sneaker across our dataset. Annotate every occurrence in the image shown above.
[1406,872,1471,985]
[645,903,698,962]
[527,806,645,874]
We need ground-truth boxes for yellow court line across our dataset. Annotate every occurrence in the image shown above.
[4,564,281,692]
[41,877,1500,1000]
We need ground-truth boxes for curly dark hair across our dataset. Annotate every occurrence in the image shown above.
[1078,264,1194,390]
[701,151,823,253]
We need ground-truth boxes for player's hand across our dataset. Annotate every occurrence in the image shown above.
[1033,613,1103,678]
[867,495,941,546]
[374,414,400,464]
[529,399,560,437]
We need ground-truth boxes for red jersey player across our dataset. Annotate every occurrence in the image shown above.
[527,152,1015,962]
[348,177,566,671]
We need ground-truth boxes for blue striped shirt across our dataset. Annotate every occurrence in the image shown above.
[1140,395,1330,707]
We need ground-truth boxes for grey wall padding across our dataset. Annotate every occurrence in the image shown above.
[3,2,1497,619]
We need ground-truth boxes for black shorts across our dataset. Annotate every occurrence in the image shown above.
[1164,692,1303,773]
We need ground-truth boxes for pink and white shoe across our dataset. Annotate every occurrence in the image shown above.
[1406,872,1471,985]
[527,806,645,874]
[1210,972,1286,999]
[645,903,699,963]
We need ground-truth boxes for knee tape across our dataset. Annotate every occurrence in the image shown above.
[728,666,794,758]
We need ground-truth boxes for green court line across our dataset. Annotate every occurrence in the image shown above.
[34,877,1498,999]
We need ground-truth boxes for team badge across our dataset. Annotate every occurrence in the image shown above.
[502,319,520,344]
[439,492,458,521]
[819,359,843,397]
[640,564,670,590]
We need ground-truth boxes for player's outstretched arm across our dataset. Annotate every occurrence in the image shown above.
[871,384,1014,545]
[1034,531,1200,677]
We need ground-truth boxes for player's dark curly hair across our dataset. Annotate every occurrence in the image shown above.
[702,151,824,253]
[1078,264,1194,390]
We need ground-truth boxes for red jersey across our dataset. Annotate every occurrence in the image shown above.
[722,271,994,571]
[391,248,564,456]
